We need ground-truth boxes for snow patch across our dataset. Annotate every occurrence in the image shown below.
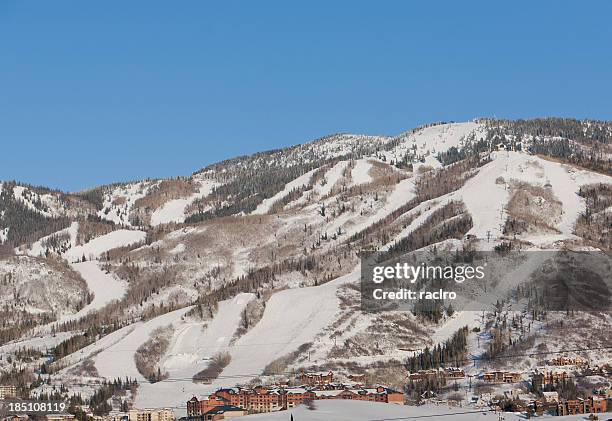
[63,229,146,262]
[252,169,317,215]
[350,159,373,186]
[150,179,217,226]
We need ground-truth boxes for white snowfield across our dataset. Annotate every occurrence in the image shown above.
[56,261,127,324]
[98,181,157,226]
[57,324,137,370]
[133,273,352,414]
[0,331,76,354]
[63,229,146,262]
[12,185,61,218]
[24,222,79,257]
[94,306,194,380]
[134,293,255,409]
[252,169,318,215]
[457,151,612,241]
[314,161,350,197]
[330,176,417,241]
[150,179,217,226]
[350,159,373,186]
[214,271,354,387]
[242,400,603,421]
[383,122,486,164]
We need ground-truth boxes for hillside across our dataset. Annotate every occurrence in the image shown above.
[0,117,610,417]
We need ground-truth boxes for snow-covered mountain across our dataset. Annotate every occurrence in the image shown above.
[0,117,611,415]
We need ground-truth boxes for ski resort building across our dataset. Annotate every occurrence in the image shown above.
[549,356,587,367]
[531,370,570,389]
[408,368,465,382]
[181,405,247,421]
[482,371,521,383]
[556,396,608,416]
[128,409,175,421]
[298,370,334,385]
[0,384,17,399]
[45,415,76,421]
[187,384,404,415]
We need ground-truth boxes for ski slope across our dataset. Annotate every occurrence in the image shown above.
[457,152,612,241]
[350,159,373,186]
[26,222,79,257]
[56,261,127,324]
[98,181,157,226]
[333,176,417,240]
[93,306,193,380]
[63,229,146,262]
[134,293,255,409]
[134,273,353,413]
[212,271,355,387]
[382,122,486,164]
[458,152,511,239]
[150,179,217,226]
[252,169,317,215]
[0,331,76,354]
[314,161,349,197]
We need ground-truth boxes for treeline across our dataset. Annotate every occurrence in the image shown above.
[487,118,612,175]
[0,182,71,247]
[51,324,120,360]
[187,160,332,221]
[191,242,356,313]
[437,133,490,166]
[488,117,612,144]
[383,201,473,261]
[0,309,55,345]
[575,183,612,250]
[405,326,469,372]
[85,377,137,416]
[414,156,487,202]
[348,156,481,250]
[72,186,109,210]
[188,131,393,220]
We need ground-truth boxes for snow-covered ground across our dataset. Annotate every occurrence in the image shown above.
[150,179,217,226]
[457,151,612,241]
[0,331,76,354]
[12,185,62,218]
[241,400,602,421]
[314,161,350,197]
[350,159,373,186]
[25,222,79,257]
[56,324,137,370]
[133,272,353,413]
[331,176,417,241]
[63,229,146,262]
[134,293,255,409]
[98,181,157,226]
[382,122,486,165]
[56,261,127,324]
[0,227,8,243]
[214,271,354,387]
[252,169,317,215]
[93,306,194,380]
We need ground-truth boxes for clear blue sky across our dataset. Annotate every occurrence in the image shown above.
[1,1,611,192]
